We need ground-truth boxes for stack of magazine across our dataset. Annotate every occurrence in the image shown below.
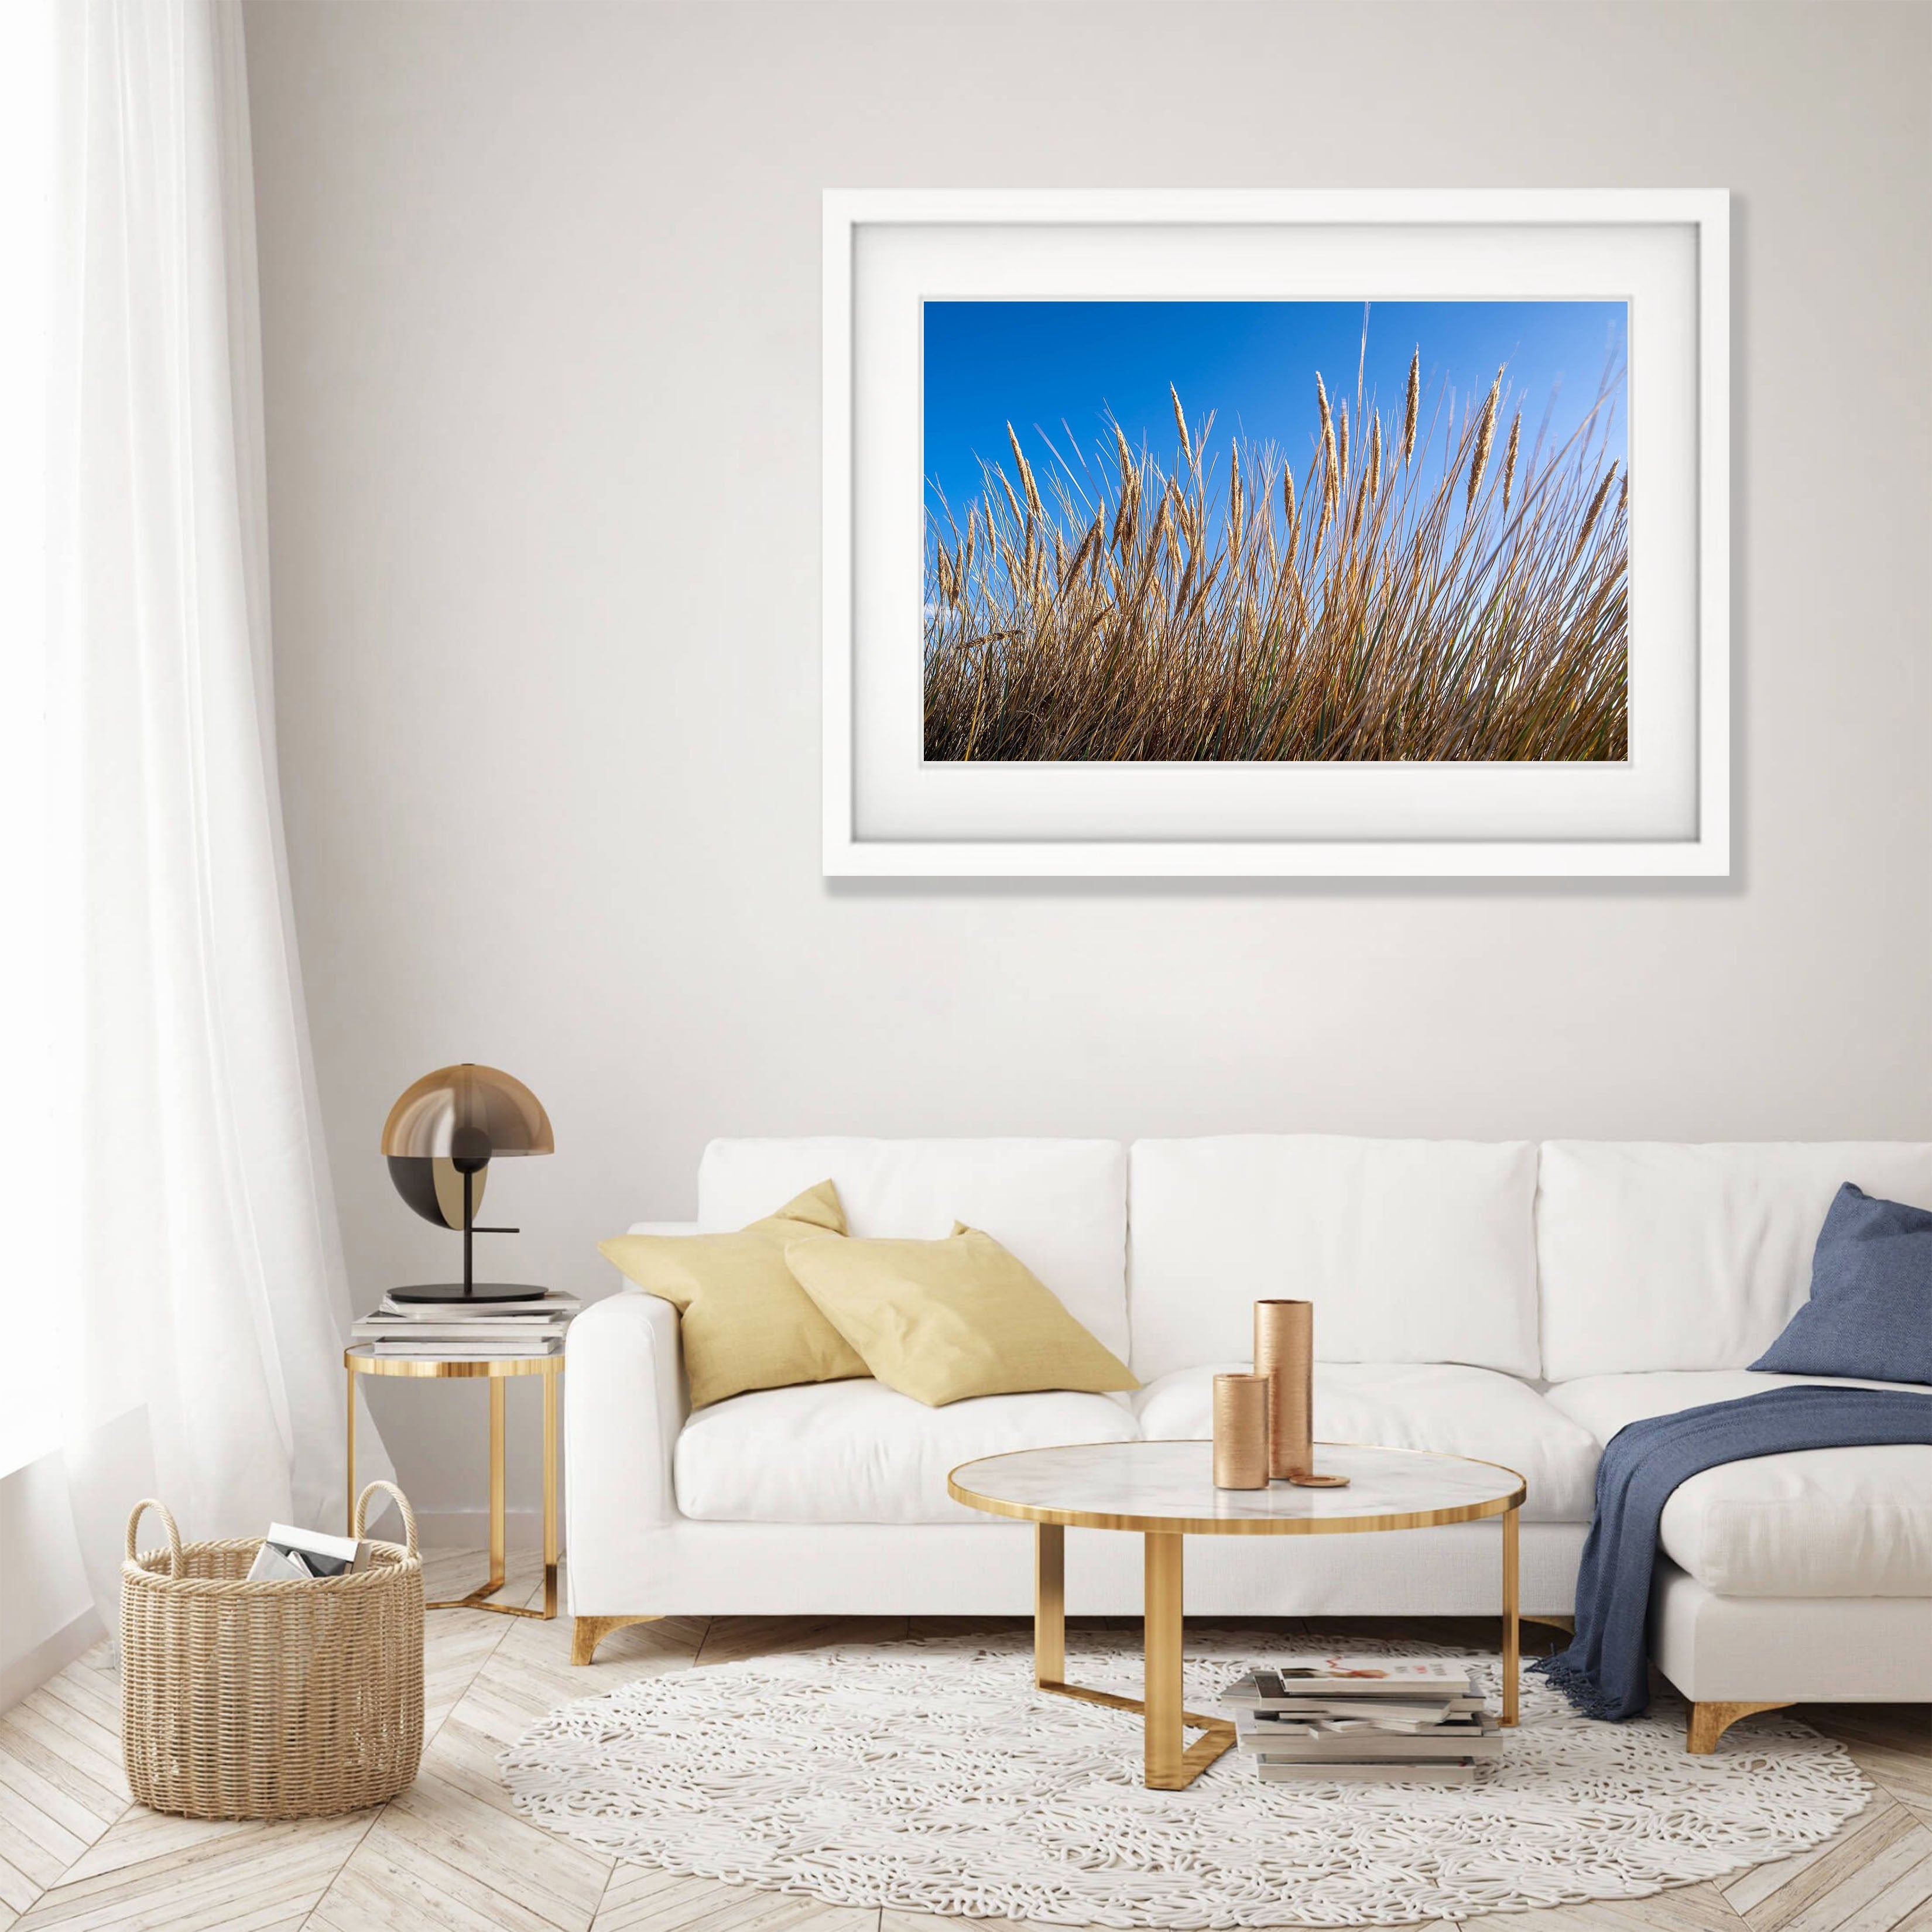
[1221,1660,1501,1783]
[246,1522,372,1582]
[350,1290,579,1359]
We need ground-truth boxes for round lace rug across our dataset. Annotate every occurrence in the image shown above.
[501,1632,1870,1927]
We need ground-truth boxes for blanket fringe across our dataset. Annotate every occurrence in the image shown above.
[1532,1649,1641,1722]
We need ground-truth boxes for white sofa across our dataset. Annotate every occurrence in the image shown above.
[566,1136,1932,1746]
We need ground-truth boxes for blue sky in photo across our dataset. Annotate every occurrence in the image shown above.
[923,299,1626,531]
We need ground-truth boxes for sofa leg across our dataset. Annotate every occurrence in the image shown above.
[1687,1700,1791,1753]
[573,1614,662,1666]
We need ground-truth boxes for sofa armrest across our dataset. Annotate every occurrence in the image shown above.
[566,1289,686,1553]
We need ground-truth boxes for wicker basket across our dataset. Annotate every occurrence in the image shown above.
[121,1481,424,1819]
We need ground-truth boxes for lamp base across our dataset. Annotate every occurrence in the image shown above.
[387,1282,553,1305]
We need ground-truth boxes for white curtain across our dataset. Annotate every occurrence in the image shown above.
[42,0,388,1615]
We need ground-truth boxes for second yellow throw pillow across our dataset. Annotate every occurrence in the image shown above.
[783,1224,1138,1407]
[598,1181,868,1408]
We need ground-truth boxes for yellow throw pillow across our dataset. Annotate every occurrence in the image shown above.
[783,1223,1138,1407]
[598,1181,868,1408]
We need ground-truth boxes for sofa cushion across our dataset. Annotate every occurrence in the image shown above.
[1132,1362,1598,1522]
[1536,1142,1932,1382]
[1751,1184,1932,1385]
[1546,1371,1932,1597]
[698,1139,1130,1361]
[674,1379,1139,1525]
[786,1227,1137,1406]
[1128,1137,1540,1382]
[598,1181,865,1408]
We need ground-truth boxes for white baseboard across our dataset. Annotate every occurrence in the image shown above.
[2,1606,108,1714]
[408,1507,560,1553]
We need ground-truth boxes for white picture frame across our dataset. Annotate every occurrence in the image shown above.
[823,189,1728,878]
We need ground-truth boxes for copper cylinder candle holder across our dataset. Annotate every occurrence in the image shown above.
[1253,1299,1313,1480]
[1211,1373,1270,1489]
[1253,1299,1349,1488]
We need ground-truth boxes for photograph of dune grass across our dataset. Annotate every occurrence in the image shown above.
[923,299,1628,763]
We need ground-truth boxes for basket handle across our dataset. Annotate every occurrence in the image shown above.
[352,1479,417,1556]
[125,1499,183,1577]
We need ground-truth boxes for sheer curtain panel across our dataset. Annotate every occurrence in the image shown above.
[42,0,387,1625]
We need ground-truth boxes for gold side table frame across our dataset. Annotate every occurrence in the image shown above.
[345,1345,561,1619]
[951,1440,1526,1791]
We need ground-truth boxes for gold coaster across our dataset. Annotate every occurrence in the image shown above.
[1287,1472,1352,1488]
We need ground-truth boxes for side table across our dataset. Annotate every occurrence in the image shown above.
[344,1345,561,1619]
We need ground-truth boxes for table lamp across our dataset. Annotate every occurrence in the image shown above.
[382,1063,554,1303]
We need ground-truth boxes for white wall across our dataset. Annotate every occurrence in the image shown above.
[241,0,1932,1526]
[0,1457,100,1710]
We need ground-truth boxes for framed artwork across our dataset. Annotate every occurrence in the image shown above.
[822,190,1728,877]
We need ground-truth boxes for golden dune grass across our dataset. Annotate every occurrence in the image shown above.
[924,357,1627,762]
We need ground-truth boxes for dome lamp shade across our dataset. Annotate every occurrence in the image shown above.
[382,1064,554,1303]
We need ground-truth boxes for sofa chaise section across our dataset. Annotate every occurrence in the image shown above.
[1536,1141,1932,1745]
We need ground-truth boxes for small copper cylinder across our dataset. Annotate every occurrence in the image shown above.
[1212,1373,1270,1489]
[1254,1299,1314,1481]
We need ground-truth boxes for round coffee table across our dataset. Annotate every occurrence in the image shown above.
[948,1439,1526,1790]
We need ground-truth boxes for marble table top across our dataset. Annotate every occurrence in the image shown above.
[948,1440,1524,1534]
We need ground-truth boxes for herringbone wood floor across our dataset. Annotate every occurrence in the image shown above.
[1,1553,1926,1931]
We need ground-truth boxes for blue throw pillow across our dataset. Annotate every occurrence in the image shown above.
[1751,1182,1932,1384]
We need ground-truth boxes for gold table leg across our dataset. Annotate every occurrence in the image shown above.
[1030,1522,1234,1790]
[541,1366,559,1618]
[484,1376,508,1595]
[425,1371,561,1619]
[1502,1503,1520,1726]
[1144,1531,1185,1786]
[1035,1522,1065,1686]
[344,1364,356,1534]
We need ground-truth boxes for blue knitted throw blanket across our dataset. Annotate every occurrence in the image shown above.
[1534,1385,1932,1721]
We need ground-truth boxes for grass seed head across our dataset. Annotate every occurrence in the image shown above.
[998,470,1023,530]
[1111,424,1139,550]
[1402,349,1420,465]
[1501,413,1521,515]
[1468,369,1501,511]
[1007,422,1043,520]
[1317,374,1340,515]
[1170,385,1193,467]
[1061,518,1102,593]
[1571,462,1618,561]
